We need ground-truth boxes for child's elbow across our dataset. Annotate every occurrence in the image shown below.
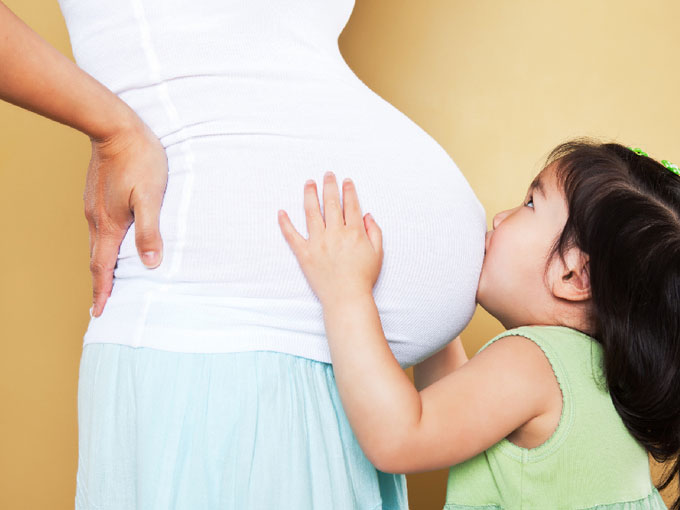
[367,449,404,474]
[365,432,452,474]
[364,438,412,474]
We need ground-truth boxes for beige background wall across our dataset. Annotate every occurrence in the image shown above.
[0,1,677,509]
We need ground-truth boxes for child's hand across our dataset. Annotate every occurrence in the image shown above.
[278,171,383,306]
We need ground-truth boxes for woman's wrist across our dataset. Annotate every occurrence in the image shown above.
[87,98,144,143]
[87,100,146,146]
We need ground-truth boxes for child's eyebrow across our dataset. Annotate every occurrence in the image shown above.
[530,175,546,198]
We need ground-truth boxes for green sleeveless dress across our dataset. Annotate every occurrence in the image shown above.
[443,325,667,510]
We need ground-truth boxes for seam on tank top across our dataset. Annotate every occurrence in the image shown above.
[519,454,525,510]
[129,0,197,346]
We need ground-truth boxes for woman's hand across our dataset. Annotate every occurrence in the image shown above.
[277,171,383,306]
[85,119,168,317]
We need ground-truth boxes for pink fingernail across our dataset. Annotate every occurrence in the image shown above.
[142,251,157,266]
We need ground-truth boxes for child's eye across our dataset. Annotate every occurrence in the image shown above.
[524,196,534,208]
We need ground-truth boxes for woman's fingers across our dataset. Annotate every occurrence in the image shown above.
[89,231,122,317]
[341,178,364,229]
[304,179,324,238]
[322,171,344,229]
[130,184,165,268]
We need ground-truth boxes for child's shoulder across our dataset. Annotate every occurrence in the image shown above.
[455,328,566,449]
[477,325,596,360]
[474,325,601,396]
[473,327,561,377]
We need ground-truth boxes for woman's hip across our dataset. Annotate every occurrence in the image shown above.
[75,344,407,510]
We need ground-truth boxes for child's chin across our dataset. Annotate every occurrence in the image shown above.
[474,289,500,321]
[474,291,489,312]
[474,273,488,304]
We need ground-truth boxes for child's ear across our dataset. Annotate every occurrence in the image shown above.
[549,247,591,302]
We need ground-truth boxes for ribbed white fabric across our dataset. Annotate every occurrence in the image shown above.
[58,0,486,367]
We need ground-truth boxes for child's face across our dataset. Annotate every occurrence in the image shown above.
[476,163,570,329]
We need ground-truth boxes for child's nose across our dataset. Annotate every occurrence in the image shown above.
[492,209,511,229]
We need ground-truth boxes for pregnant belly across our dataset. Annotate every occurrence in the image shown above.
[113,82,486,366]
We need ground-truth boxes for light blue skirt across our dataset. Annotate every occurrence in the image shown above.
[75,343,408,510]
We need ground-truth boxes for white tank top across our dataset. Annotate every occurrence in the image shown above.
[58,0,486,367]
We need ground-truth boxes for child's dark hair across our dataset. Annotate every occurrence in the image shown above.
[545,138,680,508]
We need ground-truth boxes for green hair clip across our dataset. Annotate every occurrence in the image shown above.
[627,147,680,176]
[662,160,680,176]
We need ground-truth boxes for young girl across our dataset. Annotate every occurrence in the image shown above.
[277,139,679,509]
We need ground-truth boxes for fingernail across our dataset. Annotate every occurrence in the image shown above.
[90,304,96,318]
[325,171,334,179]
[142,251,157,266]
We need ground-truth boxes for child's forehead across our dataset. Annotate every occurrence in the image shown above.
[532,163,561,193]
[528,164,569,210]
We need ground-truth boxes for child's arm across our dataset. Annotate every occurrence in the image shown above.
[321,295,555,473]
[277,173,555,474]
[413,336,468,391]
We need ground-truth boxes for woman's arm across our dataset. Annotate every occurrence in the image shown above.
[0,1,136,139]
[413,336,468,392]
[278,173,556,474]
[0,1,168,317]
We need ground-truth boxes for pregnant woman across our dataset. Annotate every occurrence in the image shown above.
[3,0,485,508]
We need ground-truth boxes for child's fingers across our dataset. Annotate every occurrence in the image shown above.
[322,171,344,230]
[278,209,306,256]
[342,178,364,229]
[304,180,325,238]
[365,213,383,260]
